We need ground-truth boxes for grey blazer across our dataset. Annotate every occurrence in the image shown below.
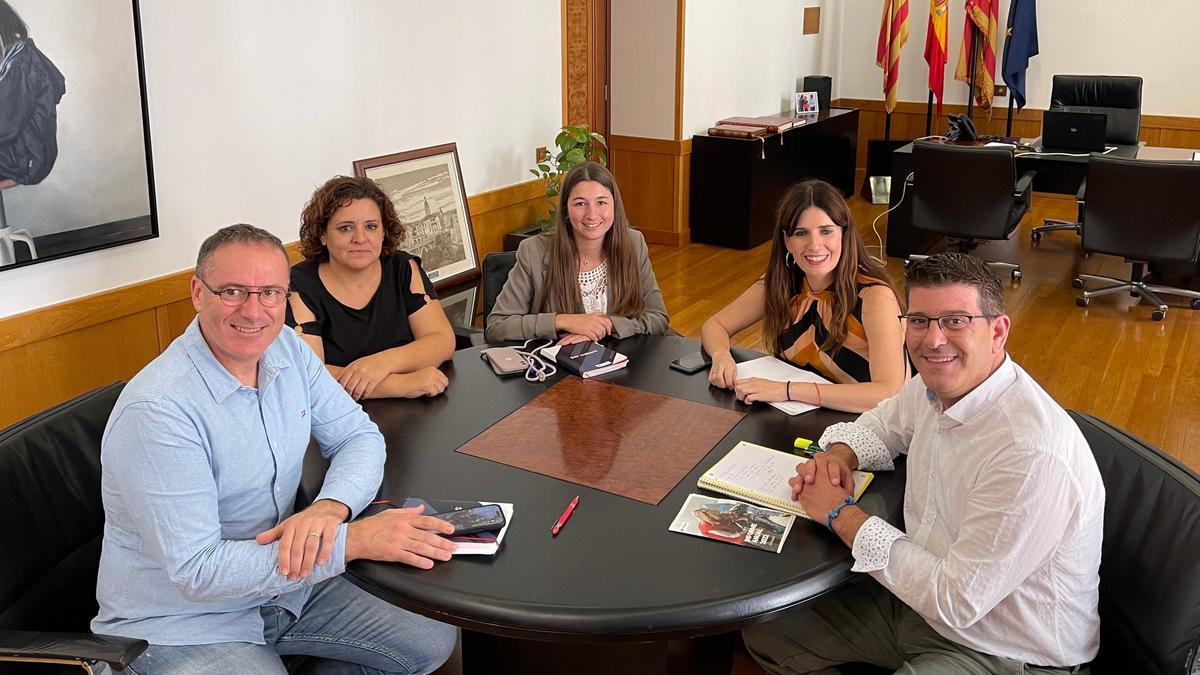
[484,228,670,342]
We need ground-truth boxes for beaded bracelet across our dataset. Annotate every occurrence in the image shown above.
[825,495,857,530]
[785,381,792,401]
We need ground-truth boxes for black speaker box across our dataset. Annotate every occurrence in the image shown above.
[803,75,832,112]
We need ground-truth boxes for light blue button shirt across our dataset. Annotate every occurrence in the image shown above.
[92,318,385,645]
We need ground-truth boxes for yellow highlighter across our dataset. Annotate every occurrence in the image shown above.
[793,437,825,458]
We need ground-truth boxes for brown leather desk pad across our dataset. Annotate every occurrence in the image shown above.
[455,377,745,505]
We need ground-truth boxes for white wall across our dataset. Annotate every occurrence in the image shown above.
[5,0,150,235]
[611,0,677,140]
[683,0,830,137]
[1,1,560,318]
[836,0,1200,116]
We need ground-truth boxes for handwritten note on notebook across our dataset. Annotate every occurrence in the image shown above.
[735,356,833,415]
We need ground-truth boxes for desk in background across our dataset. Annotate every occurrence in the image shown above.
[303,334,905,675]
[884,138,1199,258]
[689,108,859,249]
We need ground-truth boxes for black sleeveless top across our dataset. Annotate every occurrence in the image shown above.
[285,252,437,367]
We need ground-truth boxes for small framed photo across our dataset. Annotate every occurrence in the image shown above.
[438,282,479,330]
[793,91,820,116]
[353,143,480,290]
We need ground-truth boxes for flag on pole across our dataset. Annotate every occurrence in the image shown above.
[924,0,949,115]
[1001,0,1038,110]
[954,0,999,112]
[876,0,910,114]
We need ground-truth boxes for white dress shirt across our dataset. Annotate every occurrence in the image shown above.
[820,356,1105,667]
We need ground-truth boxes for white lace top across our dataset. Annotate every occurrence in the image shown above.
[578,261,609,314]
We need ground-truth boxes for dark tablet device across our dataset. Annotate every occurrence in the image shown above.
[669,350,711,374]
[431,504,507,536]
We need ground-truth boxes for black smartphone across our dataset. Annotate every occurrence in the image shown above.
[431,504,506,536]
[669,350,711,374]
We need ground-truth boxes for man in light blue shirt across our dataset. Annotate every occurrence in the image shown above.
[93,224,458,674]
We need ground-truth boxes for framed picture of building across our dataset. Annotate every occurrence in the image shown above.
[353,143,480,290]
[0,0,158,271]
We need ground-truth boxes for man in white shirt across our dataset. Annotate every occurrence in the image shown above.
[744,253,1104,674]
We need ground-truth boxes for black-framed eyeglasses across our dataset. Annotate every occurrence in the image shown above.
[898,314,996,332]
[199,278,290,308]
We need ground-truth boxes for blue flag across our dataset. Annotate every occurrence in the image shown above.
[1001,0,1038,109]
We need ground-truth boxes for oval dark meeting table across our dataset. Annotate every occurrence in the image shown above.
[303,334,905,675]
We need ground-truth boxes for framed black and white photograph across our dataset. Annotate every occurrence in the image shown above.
[793,91,820,116]
[353,142,480,290]
[438,283,478,330]
[0,0,157,271]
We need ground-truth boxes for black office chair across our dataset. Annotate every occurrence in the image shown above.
[482,251,517,329]
[1032,74,1143,243]
[1073,155,1200,320]
[906,141,1034,280]
[0,382,147,673]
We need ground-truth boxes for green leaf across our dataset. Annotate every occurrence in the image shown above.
[590,132,607,147]
[554,130,570,149]
[529,168,540,178]
[563,148,585,166]
[537,163,550,173]
[596,149,608,166]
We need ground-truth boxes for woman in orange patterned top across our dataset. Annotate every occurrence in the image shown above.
[700,180,907,413]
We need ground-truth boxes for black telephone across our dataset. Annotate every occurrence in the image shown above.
[946,113,978,141]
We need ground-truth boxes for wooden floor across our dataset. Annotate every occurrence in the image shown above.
[648,193,1200,473]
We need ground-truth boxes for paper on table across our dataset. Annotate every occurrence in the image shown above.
[734,356,833,415]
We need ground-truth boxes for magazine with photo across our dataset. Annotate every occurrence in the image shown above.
[668,493,795,553]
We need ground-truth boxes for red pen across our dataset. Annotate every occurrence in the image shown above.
[551,495,580,536]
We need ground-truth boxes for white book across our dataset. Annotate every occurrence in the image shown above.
[698,441,873,520]
[734,356,833,415]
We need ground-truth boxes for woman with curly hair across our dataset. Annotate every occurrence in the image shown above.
[485,161,669,344]
[701,179,906,413]
[287,176,455,400]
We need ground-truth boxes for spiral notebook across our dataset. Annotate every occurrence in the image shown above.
[698,441,873,520]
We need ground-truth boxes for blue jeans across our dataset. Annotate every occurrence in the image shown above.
[118,575,456,675]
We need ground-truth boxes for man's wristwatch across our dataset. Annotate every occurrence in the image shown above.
[825,495,857,530]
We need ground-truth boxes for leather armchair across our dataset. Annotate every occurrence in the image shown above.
[0,382,146,673]
[1069,411,1200,673]
[1073,155,1200,320]
[906,141,1033,280]
[1032,74,1144,243]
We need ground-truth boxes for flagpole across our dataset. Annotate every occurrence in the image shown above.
[884,112,892,141]
[966,27,979,120]
[926,91,934,136]
[1005,96,1014,138]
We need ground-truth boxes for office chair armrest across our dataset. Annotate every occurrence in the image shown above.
[0,630,148,671]
[453,325,486,350]
[1014,170,1037,197]
[1076,176,1088,202]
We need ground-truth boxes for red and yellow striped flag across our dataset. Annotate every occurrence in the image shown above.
[924,0,949,115]
[876,0,910,114]
[954,0,999,112]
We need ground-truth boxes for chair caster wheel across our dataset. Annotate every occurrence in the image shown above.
[1031,231,1041,243]
[1152,310,1166,321]
[1072,278,1084,289]
[1191,298,1200,309]
[1011,269,1022,280]
[1076,297,1089,308]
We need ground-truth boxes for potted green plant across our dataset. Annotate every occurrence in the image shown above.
[504,124,608,251]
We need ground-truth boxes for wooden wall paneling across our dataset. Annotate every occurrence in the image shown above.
[835,97,1200,176]
[0,310,161,428]
[156,298,197,352]
[610,136,688,246]
[674,0,686,141]
[466,179,549,257]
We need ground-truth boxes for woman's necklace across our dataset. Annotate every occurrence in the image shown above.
[578,254,604,271]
